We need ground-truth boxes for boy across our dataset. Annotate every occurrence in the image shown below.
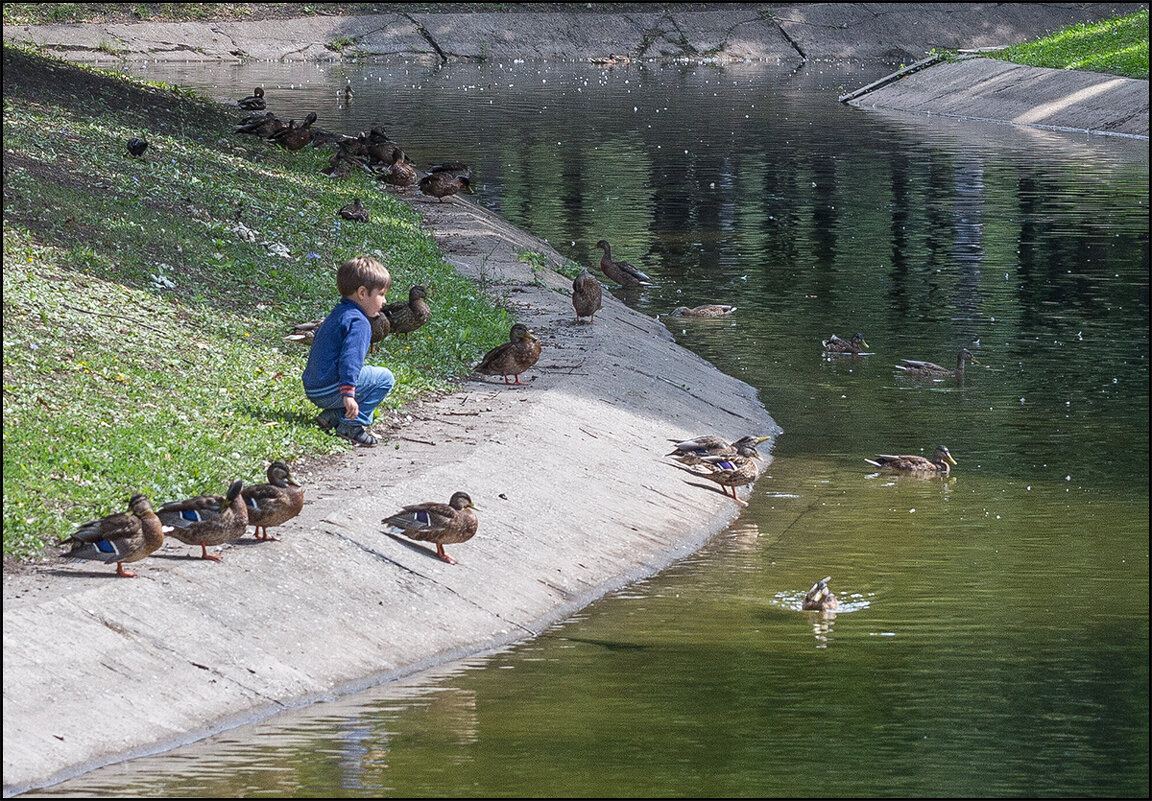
[302,256,395,447]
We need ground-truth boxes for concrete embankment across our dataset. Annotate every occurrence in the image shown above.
[2,3,1146,795]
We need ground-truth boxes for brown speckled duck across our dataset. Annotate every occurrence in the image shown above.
[822,332,869,354]
[383,285,431,337]
[801,577,841,611]
[243,462,304,542]
[238,86,266,111]
[235,112,285,138]
[675,439,763,506]
[593,239,652,287]
[382,491,478,565]
[62,494,165,578]
[339,197,370,222]
[865,445,957,476]
[476,323,542,385]
[669,304,736,318]
[158,480,248,562]
[419,170,472,203]
[377,148,419,189]
[269,112,317,151]
[895,348,978,379]
[667,434,770,466]
[571,269,603,323]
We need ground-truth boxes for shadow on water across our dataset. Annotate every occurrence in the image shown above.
[32,58,1149,797]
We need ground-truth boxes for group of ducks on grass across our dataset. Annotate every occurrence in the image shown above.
[232,86,473,207]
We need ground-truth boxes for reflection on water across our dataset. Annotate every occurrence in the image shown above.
[35,59,1148,797]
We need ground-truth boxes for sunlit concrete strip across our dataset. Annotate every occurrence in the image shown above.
[1012,78,1131,125]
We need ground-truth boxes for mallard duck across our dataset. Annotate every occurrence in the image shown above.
[383,285,432,337]
[126,137,148,159]
[675,440,763,506]
[243,462,304,542]
[476,323,542,385]
[571,269,603,323]
[286,314,388,351]
[339,197,370,222]
[158,480,248,562]
[895,348,979,379]
[342,81,354,103]
[235,112,285,138]
[419,171,472,203]
[382,491,478,565]
[269,111,317,151]
[822,332,869,354]
[667,434,769,466]
[668,304,736,318]
[62,494,165,578]
[376,148,418,189]
[801,577,840,611]
[593,239,652,287]
[865,445,957,475]
[238,86,266,110]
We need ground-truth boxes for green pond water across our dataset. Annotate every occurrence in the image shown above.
[32,60,1148,797]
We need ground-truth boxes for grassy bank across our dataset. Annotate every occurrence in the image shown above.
[990,8,1148,79]
[1,44,515,558]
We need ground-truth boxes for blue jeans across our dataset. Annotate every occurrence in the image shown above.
[307,365,395,430]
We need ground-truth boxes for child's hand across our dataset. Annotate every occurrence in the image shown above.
[343,396,359,420]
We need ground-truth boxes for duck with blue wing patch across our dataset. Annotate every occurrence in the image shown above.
[673,439,764,506]
[158,480,248,562]
[62,494,166,578]
[382,492,478,565]
[243,462,304,541]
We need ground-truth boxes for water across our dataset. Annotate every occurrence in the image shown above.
[34,59,1149,797]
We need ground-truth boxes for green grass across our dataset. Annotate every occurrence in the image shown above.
[990,9,1148,79]
[2,44,514,557]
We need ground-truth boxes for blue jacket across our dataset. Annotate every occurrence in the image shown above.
[301,298,372,398]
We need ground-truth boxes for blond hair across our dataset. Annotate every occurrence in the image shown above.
[336,255,392,296]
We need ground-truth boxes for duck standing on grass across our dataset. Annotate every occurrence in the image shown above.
[269,111,318,151]
[62,494,166,578]
[158,480,248,562]
[382,491,479,565]
[383,284,432,337]
[243,462,304,541]
[238,86,266,110]
[126,137,148,159]
[339,197,370,222]
[865,445,957,476]
[593,239,652,287]
[476,323,542,385]
[571,269,603,323]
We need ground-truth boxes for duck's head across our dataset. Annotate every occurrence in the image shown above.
[268,461,300,487]
[449,492,477,511]
[934,445,957,466]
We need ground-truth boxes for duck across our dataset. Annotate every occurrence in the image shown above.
[237,86,266,110]
[668,304,736,318]
[419,170,472,203]
[341,81,354,103]
[235,112,285,138]
[286,314,389,351]
[339,197,370,222]
[125,137,148,159]
[243,462,305,541]
[675,439,763,506]
[61,494,165,578]
[382,491,478,565]
[571,269,603,323]
[475,323,542,385]
[801,577,840,611]
[269,111,318,151]
[157,480,248,562]
[667,434,770,466]
[383,285,432,337]
[895,348,979,379]
[822,332,869,354]
[376,148,419,189]
[865,445,957,476]
[593,239,652,287]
